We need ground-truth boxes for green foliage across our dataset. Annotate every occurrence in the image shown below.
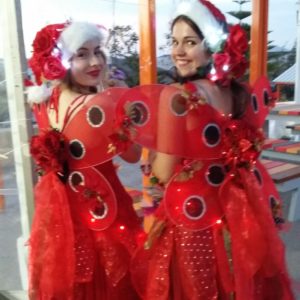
[227,11,251,21]
[107,25,139,87]
[233,0,250,5]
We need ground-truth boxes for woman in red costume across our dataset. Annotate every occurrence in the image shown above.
[128,0,295,299]
[27,21,141,299]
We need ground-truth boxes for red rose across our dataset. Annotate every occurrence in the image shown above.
[225,25,248,56]
[209,52,232,85]
[32,28,55,55]
[231,55,249,79]
[43,56,66,80]
[30,129,66,173]
[213,52,231,71]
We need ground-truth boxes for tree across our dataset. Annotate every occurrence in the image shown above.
[106,25,140,87]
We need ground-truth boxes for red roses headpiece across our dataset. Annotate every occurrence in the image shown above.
[28,23,68,85]
[174,0,249,85]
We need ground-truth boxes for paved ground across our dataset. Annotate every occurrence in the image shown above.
[0,157,299,299]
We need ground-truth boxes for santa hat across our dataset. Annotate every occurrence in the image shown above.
[27,22,107,104]
[58,22,107,62]
[173,0,228,53]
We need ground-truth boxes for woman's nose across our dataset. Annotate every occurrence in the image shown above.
[89,55,101,66]
[174,43,185,55]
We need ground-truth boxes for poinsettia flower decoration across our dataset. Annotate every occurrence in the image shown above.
[182,82,206,110]
[108,104,136,154]
[222,119,265,172]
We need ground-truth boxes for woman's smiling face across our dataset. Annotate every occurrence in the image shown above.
[70,39,106,87]
[171,20,210,78]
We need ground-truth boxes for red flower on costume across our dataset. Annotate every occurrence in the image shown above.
[222,120,264,171]
[29,23,66,84]
[208,24,249,86]
[32,27,56,55]
[30,129,66,174]
[108,116,134,153]
[43,56,66,80]
[225,24,248,56]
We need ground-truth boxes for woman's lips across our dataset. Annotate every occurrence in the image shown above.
[87,70,100,77]
[176,60,190,67]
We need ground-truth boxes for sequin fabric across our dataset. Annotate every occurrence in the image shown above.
[144,225,219,300]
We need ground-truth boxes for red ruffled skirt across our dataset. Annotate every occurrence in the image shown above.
[28,160,142,300]
[131,169,295,300]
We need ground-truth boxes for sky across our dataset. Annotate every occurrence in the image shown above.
[0,0,298,58]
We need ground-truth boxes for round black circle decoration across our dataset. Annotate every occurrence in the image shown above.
[263,89,270,106]
[251,94,258,113]
[253,168,263,185]
[69,139,85,159]
[87,106,104,127]
[207,165,225,186]
[203,124,220,147]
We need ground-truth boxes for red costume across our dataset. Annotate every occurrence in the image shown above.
[29,87,142,299]
[112,80,295,299]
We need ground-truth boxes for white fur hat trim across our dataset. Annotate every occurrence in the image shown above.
[58,22,107,61]
[174,0,228,52]
[26,84,52,104]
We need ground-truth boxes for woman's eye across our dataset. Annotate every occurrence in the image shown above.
[76,52,87,59]
[186,40,196,46]
[95,50,102,57]
[171,40,178,46]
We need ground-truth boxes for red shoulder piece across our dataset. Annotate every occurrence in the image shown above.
[164,160,224,230]
[66,167,117,231]
[63,87,128,170]
[244,76,273,128]
[115,84,225,160]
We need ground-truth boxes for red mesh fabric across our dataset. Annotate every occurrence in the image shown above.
[28,172,75,299]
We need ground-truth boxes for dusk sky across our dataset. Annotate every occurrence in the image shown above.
[0,0,298,58]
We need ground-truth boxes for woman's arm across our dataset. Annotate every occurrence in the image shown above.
[151,152,181,184]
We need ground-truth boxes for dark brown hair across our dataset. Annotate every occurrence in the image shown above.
[230,79,250,119]
[171,15,205,41]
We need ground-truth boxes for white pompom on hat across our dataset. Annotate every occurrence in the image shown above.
[58,22,107,62]
[173,0,228,53]
[26,84,53,105]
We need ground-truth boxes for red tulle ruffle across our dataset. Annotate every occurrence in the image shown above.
[28,172,75,299]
